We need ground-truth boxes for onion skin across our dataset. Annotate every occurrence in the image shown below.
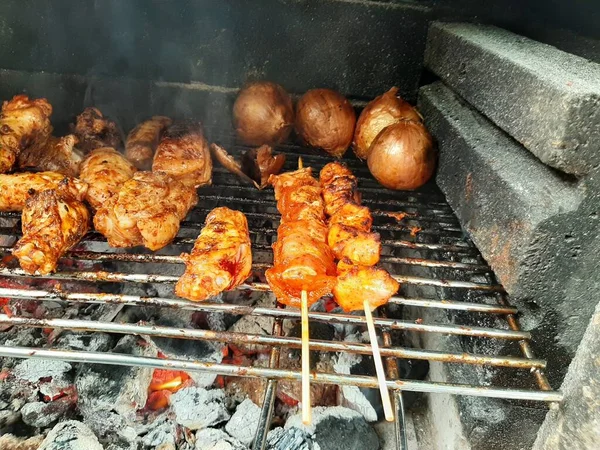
[295,89,356,158]
[354,87,422,160]
[367,121,435,190]
[233,82,294,146]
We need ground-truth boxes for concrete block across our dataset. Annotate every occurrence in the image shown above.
[425,22,600,175]
[418,82,600,385]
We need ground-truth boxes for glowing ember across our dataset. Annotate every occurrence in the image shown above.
[149,369,191,393]
[410,226,422,237]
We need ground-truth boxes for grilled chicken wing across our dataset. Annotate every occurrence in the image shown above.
[71,107,122,153]
[18,134,83,177]
[94,171,198,250]
[176,207,252,302]
[0,95,53,173]
[152,122,212,188]
[125,116,172,170]
[79,147,137,210]
[12,179,90,275]
[0,172,88,212]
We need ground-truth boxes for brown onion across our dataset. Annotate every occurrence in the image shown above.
[354,87,422,160]
[233,82,294,146]
[367,121,435,190]
[295,89,356,158]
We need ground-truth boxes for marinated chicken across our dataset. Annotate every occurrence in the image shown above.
[71,107,122,153]
[94,171,198,251]
[176,207,252,302]
[0,171,88,212]
[266,167,336,308]
[152,122,212,188]
[125,116,172,170]
[12,178,90,275]
[319,162,398,312]
[0,95,53,173]
[79,147,137,210]
[18,134,83,177]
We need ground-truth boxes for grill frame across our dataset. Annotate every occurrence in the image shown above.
[0,140,561,450]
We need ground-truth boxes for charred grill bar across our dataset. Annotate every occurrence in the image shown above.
[0,142,560,449]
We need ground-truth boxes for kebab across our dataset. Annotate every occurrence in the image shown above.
[320,161,399,421]
[265,161,336,424]
[176,207,252,302]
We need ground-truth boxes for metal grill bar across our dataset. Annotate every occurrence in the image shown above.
[0,346,562,402]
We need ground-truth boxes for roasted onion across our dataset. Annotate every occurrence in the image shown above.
[233,81,294,146]
[367,121,435,190]
[295,89,356,158]
[241,145,286,189]
[353,87,422,160]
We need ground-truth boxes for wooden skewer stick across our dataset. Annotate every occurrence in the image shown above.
[298,157,304,170]
[301,289,312,425]
[364,300,394,421]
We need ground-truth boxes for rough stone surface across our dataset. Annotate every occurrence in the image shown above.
[425,22,600,175]
[224,399,261,446]
[285,406,380,450]
[195,428,246,450]
[419,81,600,385]
[533,301,600,450]
[170,387,230,430]
[38,421,103,450]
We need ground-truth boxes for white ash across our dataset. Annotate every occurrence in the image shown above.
[0,328,40,347]
[333,350,378,422]
[13,359,72,383]
[171,387,230,430]
[20,399,71,428]
[0,378,39,412]
[39,373,73,400]
[205,293,228,331]
[195,428,247,450]
[266,427,313,450]
[84,409,138,449]
[38,420,103,450]
[55,332,113,352]
[141,419,177,448]
[224,398,261,445]
[228,293,275,353]
[286,406,381,450]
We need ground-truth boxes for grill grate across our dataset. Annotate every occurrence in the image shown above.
[0,139,561,449]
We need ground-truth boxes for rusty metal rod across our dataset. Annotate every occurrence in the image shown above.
[0,346,563,402]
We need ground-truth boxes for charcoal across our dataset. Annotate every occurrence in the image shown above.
[38,420,103,450]
[224,399,261,446]
[20,399,71,428]
[425,22,600,175]
[333,350,378,422]
[266,427,313,450]
[84,409,137,450]
[55,331,113,352]
[0,434,44,450]
[141,419,177,448]
[77,335,156,419]
[13,359,71,383]
[227,293,275,354]
[39,373,73,401]
[170,387,230,430]
[195,428,246,450]
[286,407,380,450]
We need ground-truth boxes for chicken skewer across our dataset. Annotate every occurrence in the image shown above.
[320,161,397,421]
[266,159,336,424]
[175,207,252,302]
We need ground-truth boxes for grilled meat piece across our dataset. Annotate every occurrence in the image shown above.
[327,223,381,266]
[125,116,172,170]
[12,179,90,275]
[176,207,252,302]
[333,260,399,312]
[241,145,286,189]
[152,122,212,188]
[79,147,137,210]
[18,134,83,177]
[266,168,336,308]
[0,171,88,212]
[0,95,53,173]
[329,202,372,232]
[94,171,197,250]
[71,107,122,153]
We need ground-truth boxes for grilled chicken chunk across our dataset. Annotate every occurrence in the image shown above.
[125,116,172,170]
[152,122,212,188]
[0,95,53,173]
[176,207,252,302]
[12,179,90,275]
[327,223,381,266]
[94,171,198,250]
[79,147,137,210]
[18,134,83,177]
[0,172,88,212]
[71,107,122,153]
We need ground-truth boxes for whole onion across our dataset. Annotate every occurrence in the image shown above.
[295,89,356,158]
[367,121,435,190]
[233,81,294,146]
[353,87,422,160]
